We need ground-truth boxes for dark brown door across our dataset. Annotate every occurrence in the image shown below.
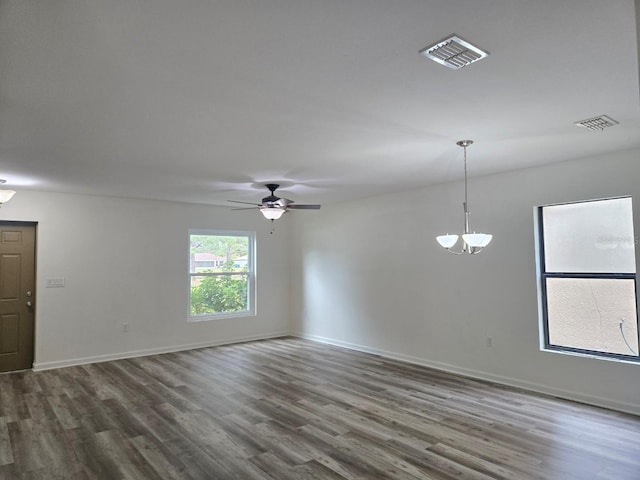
[0,223,36,372]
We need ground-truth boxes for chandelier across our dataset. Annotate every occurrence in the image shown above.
[436,140,492,254]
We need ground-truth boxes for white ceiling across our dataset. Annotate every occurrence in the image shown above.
[1,0,639,206]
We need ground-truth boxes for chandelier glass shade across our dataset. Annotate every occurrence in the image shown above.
[436,140,492,255]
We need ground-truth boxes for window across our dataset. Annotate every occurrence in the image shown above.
[188,230,255,320]
[535,197,639,361]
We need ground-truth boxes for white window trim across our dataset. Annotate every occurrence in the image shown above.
[188,229,256,321]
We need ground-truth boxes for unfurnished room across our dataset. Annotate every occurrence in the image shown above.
[0,1,640,479]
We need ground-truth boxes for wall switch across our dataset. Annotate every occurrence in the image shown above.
[46,277,66,288]
[122,323,129,333]
[486,336,493,347]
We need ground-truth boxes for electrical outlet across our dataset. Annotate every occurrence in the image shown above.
[122,323,129,333]
[486,336,493,348]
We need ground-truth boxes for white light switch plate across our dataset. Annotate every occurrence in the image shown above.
[46,277,66,288]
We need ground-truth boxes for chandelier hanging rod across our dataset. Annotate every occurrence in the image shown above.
[436,139,492,255]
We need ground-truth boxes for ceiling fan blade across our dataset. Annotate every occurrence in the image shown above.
[275,198,294,207]
[230,185,319,216]
[232,207,259,211]
[228,200,262,206]
[288,204,321,210]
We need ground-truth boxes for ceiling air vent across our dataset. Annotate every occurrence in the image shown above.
[574,115,619,131]
[420,35,489,69]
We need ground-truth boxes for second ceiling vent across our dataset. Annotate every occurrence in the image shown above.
[420,34,489,70]
[574,115,619,131]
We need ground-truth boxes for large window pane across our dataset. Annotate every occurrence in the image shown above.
[537,197,639,361]
[546,278,638,356]
[190,274,249,315]
[188,230,255,320]
[190,235,249,273]
[542,197,635,274]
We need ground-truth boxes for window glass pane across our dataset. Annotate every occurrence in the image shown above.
[188,230,254,319]
[546,277,639,356]
[542,197,635,273]
[190,274,249,315]
[190,235,249,273]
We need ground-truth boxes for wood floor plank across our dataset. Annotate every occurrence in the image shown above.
[7,419,46,472]
[296,423,381,479]
[65,427,124,480]
[129,434,190,480]
[0,418,13,467]
[0,337,638,479]
[47,394,82,430]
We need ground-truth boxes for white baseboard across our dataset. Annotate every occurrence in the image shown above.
[296,332,640,417]
[32,331,290,371]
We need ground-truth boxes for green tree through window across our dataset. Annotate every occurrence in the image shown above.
[189,231,255,318]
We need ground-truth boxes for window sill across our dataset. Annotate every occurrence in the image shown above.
[188,310,256,322]
[541,347,640,365]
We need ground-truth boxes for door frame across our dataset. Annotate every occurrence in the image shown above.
[0,220,37,371]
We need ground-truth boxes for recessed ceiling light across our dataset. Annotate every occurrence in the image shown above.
[574,115,619,131]
[420,34,489,70]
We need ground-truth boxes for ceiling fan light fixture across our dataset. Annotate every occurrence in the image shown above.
[229,184,321,222]
[0,180,15,205]
[260,206,286,220]
[0,190,15,204]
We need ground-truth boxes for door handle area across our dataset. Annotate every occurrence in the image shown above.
[26,301,32,307]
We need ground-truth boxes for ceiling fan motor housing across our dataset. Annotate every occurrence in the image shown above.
[262,183,281,205]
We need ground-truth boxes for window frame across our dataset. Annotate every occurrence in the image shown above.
[535,197,640,362]
[188,229,256,321]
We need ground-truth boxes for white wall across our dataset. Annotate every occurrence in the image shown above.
[4,150,640,415]
[0,190,292,369]
[291,147,640,415]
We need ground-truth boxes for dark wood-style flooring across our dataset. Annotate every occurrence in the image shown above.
[0,337,639,479]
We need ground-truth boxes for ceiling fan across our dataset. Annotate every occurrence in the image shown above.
[229,183,321,220]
